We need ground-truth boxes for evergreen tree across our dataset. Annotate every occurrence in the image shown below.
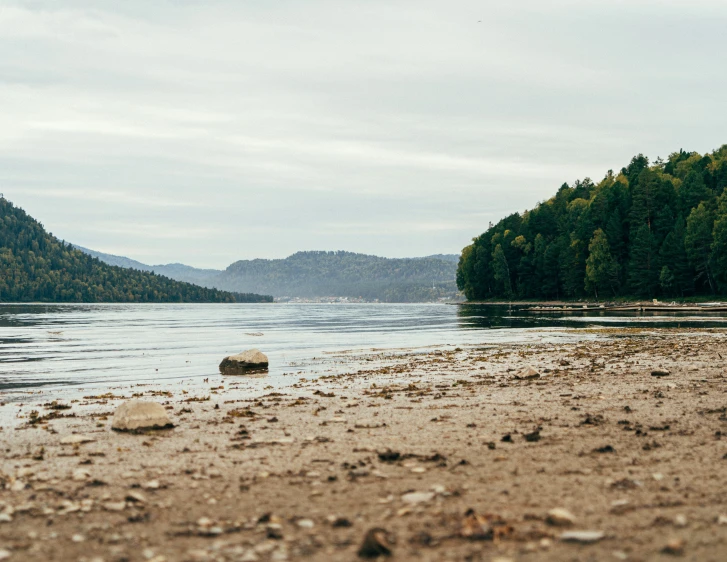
[628,224,659,297]
[585,229,620,299]
[679,170,712,217]
[659,216,692,296]
[685,203,716,293]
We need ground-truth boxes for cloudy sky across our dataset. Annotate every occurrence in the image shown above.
[1,1,726,268]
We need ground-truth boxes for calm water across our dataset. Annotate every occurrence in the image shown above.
[1,303,726,402]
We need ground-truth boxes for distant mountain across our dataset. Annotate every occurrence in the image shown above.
[215,251,459,302]
[76,248,461,302]
[0,199,272,303]
[73,246,222,285]
[421,254,460,263]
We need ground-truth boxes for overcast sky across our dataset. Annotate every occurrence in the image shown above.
[1,0,726,268]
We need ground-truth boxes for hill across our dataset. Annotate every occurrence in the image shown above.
[0,198,271,303]
[213,251,458,302]
[78,248,460,302]
[457,144,727,301]
[73,246,222,286]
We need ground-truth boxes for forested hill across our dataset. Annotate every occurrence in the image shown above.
[215,251,459,302]
[457,144,727,301]
[0,198,271,303]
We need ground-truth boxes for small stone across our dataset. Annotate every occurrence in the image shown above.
[0,550,10,561]
[662,538,685,555]
[560,530,604,543]
[358,528,393,558]
[674,514,687,527]
[71,534,85,543]
[652,473,664,481]
[102,502,126,512]
[516,365,540,379]
[143,480,161,489]
[717,514,727,525]
[401,491,435,505]
[111,400,173,432]
[0,514,12,523]
[651,369,671,377]
[125,491,147,503]
[296,519,314,529]
[546,508,576,526]
[60,435,95,445]
[197,517,213,528]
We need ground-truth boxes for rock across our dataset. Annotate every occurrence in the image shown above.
[651,369,671,377]
[102,501,126,512]
[674,514,687,527]
[60,435,95,445]
[0,549,10,560]
[401,491,435,505]
[546,508,576,526]
[111,400,173,432]
[515,365,540,379]
[358,528,393,558]
[296,518,314,529]
[560,530,604,543]
[662,538,685,555]
[717,514,727,525]
[219,349,269,374]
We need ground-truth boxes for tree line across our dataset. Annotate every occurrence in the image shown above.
[0,198,272,303]
[457,145,727,301]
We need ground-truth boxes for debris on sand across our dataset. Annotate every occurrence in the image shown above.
[651,369,671,377]
[111,400,173,432]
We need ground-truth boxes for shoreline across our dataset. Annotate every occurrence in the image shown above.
[2,328,727,560]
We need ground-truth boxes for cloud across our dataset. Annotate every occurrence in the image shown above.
[1,0,725,266]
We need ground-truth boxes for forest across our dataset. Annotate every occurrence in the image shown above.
[0,199,272,303]
[457,144,727,301]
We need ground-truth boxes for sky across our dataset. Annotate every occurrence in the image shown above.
[1,0,726,268]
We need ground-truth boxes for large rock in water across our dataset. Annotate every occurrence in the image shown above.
[111,400,173,432]
[219,349,269,374]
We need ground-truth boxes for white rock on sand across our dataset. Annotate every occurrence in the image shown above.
[111,400,173,432]
[60,435,95,445]
[219,349,269,374]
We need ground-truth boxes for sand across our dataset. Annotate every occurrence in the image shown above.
[1,328,727,561]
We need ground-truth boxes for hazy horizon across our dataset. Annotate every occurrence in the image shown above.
[2,1,726,268]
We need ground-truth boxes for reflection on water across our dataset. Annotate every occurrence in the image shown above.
[1,303,725,400]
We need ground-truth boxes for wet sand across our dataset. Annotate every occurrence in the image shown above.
[2,328,727,561]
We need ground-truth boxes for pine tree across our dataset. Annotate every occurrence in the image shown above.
[628,224,659,297]
[685,203,716,293]
[585,229,620,299]
[659,216,692,296]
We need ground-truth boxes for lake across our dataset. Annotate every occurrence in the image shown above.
[2,303,726,403]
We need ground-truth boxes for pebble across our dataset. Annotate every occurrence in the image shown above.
[651,369,671,377]
[546,508,575,526]
[560,530,605,543]
[0,514,12,523]
[0,549,10,560]
[296,519,314,529]
[674,514,687,527]
[103,501,126,512]
[60,435,95,445]
[401,491,435,505]
[71,534,85,543]
[143,479,161,489]
[717,514,727,525]
[662,538,685,555]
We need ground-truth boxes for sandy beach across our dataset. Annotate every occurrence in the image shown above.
[2,328,727,561]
